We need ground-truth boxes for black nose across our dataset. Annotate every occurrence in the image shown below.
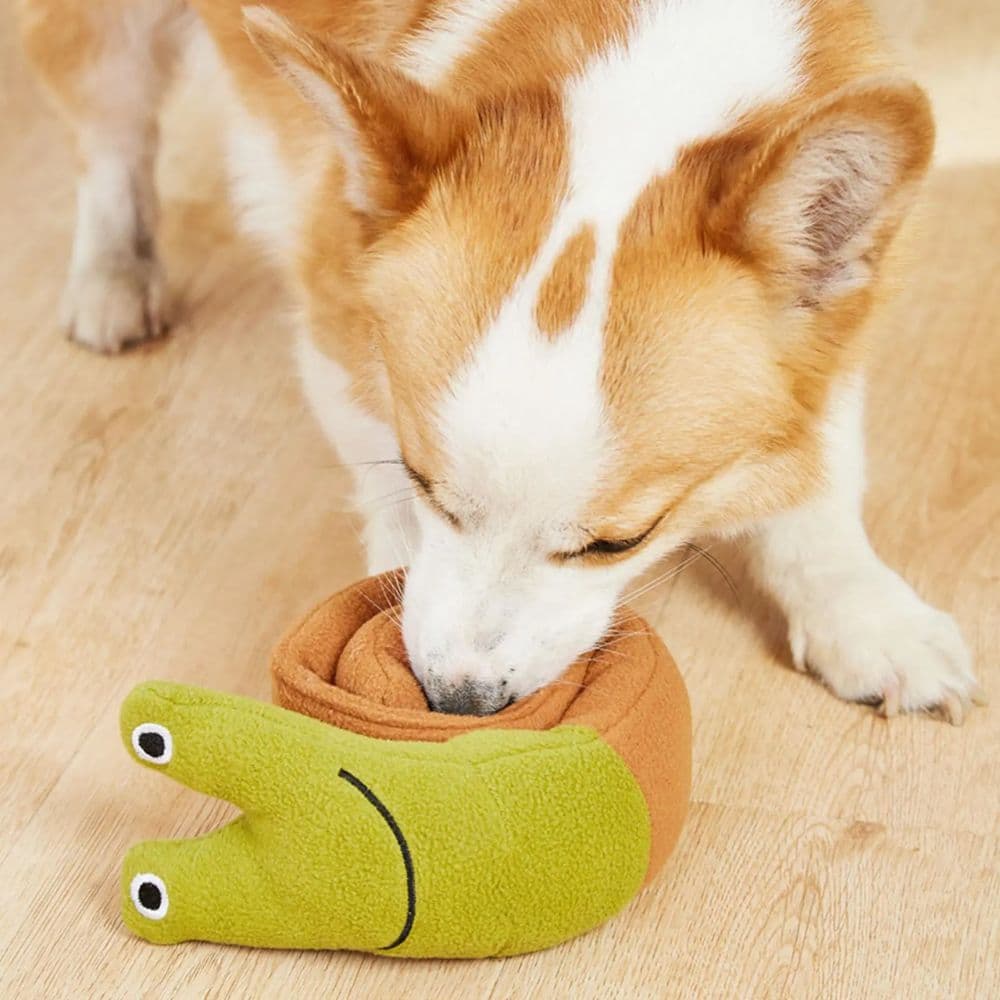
[428,681,513,717]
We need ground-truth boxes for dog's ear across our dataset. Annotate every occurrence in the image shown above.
[704,77,934,309]
[243,6,470,218]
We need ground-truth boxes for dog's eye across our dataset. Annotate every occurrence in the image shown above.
[403,462,433,495]
[130,872,169,920]
[559,532,649,561]
[403,462,461,528]
[558,515,663,561]
[581,536,645,555]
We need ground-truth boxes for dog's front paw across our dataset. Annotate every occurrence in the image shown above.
[787,567,981,724]
[61,258,169,354]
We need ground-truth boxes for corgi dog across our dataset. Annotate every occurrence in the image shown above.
[19,0,979,718]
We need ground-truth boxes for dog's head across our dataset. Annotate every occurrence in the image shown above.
[247,6,933,714]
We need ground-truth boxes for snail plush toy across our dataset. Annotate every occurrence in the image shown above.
[120,573,691,958]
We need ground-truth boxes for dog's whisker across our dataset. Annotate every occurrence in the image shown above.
[683,542,739,598]
[595,633,647,649]
[324,458,404,472]
[390,501,416,573]
[379,495,417,513]
[595,634,641,649]
[590,647,628,660]
[620,561,693,605]
[621,541,726,606]
[359,486,418,510]
[619,553,699,606]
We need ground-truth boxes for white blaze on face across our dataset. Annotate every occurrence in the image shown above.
[438,292,612,523]
[403,0,806,706]
[401,290,621,711]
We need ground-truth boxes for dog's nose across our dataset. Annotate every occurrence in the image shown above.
[428,679,511,716]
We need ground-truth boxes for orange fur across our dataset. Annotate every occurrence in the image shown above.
[534,224,597,338]
[365,93,570,455]
[18,0,180,136]
[20,0,934,547]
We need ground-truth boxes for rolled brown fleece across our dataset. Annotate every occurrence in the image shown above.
[271,572,691,885]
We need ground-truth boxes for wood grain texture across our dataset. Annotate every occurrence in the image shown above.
[0,2,997,997]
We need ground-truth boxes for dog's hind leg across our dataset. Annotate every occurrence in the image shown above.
[18,0,188,352]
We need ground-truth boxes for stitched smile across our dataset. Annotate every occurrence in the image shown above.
[337,768,416,950]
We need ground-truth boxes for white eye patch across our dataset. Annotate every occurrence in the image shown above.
[130,872,169,920]
[131,723,172,765]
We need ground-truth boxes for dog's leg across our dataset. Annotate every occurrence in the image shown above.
[19,0,187,352]
[297,335,417,575]
[744,375,978,722]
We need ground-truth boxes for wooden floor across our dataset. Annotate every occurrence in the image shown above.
[1,3,997,997]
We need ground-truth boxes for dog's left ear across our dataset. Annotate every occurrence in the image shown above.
[705,77,934,309]
[243,6,470,219]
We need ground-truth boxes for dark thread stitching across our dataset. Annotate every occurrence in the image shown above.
[337,768,416,951]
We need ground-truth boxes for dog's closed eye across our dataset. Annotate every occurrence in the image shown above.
[556,519,661,562]
[403,461,462,528]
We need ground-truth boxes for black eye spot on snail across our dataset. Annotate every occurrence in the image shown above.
[130,872,168,920]
[131,723,172,764]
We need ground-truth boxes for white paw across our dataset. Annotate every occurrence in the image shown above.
[61,258,169,354]
[787,568,982,724]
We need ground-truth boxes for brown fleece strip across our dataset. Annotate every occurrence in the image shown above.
[271,571,691,885]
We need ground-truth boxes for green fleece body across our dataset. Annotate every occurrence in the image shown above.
[120,682,651,957]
